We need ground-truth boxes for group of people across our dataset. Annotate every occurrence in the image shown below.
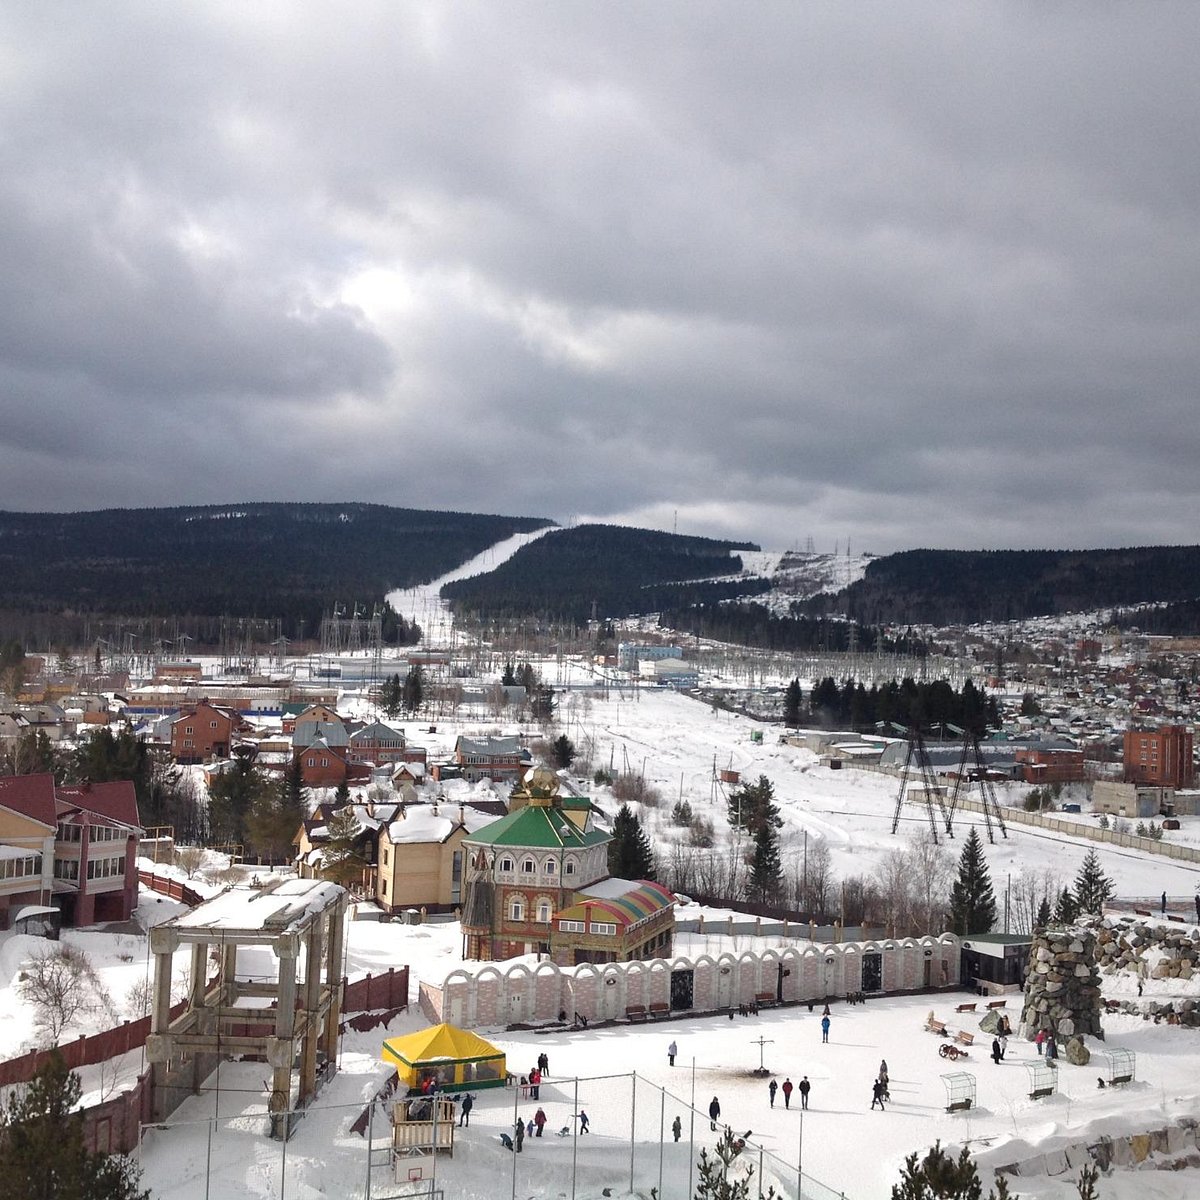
[766,1076,810,1109]
[871,1061,890,1110]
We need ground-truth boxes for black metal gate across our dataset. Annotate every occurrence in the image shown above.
[862,951,883,993]
[670,968,694,1010]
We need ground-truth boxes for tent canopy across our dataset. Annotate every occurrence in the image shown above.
[382,1023,505,1069]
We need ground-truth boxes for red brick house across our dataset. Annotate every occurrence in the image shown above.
[295,737,370,788]
[1124,725,1195,788]
[171,700,245,764]
[348,721,427,768]
[54,780,143,926]
[0,774,142,929]
[1014,746,1085,785]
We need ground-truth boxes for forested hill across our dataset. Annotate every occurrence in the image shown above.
[440,524,762,625]
[802,546,1200,627]
[0,503,552,644]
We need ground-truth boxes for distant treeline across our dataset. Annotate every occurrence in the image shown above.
[805,675,999,734]
[0,503,551,648]
[657,601,929,656]
[1111,598,1200,636]
[440,524,762,625]
[802,546,1200,627]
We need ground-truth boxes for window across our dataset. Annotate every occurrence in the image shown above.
[545,859,556,875]
[382,879,388,895]
[565,859,576,875]
[86,856,126,881]
[521,857,535,874]
[382,848,389,866]
[510,898,525,921]
[210,721,219,728]
[536,900,552,923]
[54,858,78,881]
[498,857,514,873]
[185,726,193,735]
[589,921,616,936]
[559,919,585,933]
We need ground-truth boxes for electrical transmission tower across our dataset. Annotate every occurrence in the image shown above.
[947,726,1009,844]
[888,723,950,844]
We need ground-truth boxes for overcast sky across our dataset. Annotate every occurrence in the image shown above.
[2,4,1198,554]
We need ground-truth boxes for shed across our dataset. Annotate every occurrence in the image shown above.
[381,1023,507,1092]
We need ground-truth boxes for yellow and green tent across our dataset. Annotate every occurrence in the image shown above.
[381,1023,507,1092]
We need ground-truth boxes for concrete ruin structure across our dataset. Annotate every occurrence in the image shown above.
[146,878,348,1137]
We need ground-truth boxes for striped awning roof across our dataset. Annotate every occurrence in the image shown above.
[559,879,675,927]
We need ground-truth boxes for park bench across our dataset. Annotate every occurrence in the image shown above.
[649,1002,670,1020]
[926,1017,947,1036]
[755,992,778,1008]
[955,1003,977,1014]
[625,1005,648,1023]
[955,1031,975,1047]
[986,1000,1007,1010]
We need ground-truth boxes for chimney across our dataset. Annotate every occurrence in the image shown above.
[458,805,465,826]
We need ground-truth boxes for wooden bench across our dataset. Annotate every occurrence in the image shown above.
[986,1000,1007,1009]
[955,1003,977,1014]
[955,1031,974,1047]
[926,1018,947,1036]
[625,1005,648,1023]
[755,992,778,1008]
[649,1002,669,1020]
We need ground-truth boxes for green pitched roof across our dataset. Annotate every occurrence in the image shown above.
[464,803,609,850]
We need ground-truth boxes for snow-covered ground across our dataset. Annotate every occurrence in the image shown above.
[134,949,1200,1200]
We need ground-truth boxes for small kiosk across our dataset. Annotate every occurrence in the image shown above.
[381,1023,507,1093]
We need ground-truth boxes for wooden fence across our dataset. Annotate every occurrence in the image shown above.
[137,868,206,908]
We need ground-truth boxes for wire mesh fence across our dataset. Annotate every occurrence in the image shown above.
[137,1066,848,1200]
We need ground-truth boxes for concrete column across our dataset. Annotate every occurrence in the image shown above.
[323,900,345,1059]
[272,936,299,1116]
[190,941,208,1008]
[222,940,238,1003]
[298,921,323,1104]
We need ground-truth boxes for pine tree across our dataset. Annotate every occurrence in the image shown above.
[321,806,367,889]
[552,735,575,770]
[1072,849,1115,916]
[1035,896,1052,930]
[607,803,656,880]
[948,827,997,936]
[207,758,269,846]
[333,777,351,807]
[727,776,781,837]
[0,1050,149,1199]
[379,673,403,717]
[1053,886,1078,925]
[783,679,802,728]
[747,821,782,904]
[891,1140,1010,1200]
[402,665,424,714]
[693,1127,777,1200]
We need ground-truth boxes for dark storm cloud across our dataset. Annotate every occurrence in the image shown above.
[2,3,1198,551]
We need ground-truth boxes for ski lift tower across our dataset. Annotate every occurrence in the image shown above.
[887,722,950,843]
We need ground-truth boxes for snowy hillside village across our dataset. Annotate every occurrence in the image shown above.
[1,546,1200,1199]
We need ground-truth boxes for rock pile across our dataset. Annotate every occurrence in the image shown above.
[1021,928,1103,1040]
[1090,915,1200,982]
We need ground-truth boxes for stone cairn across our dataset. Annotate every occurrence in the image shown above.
[1021,927,1104,1044]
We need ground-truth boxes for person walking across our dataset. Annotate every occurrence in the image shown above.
[991,1037,1003,1065]
[879,1061,890,1100]
[534,1108,547,1137]
[672,1115,682,1142]
[821,1015,830,1043]
[514,1118,525,1153]
[577,1109,590,1134]
[781,1077,793,1109]
[530,1067,541,1100]
[538,1051,549,1076]
[1162,890,1168,914]
[768,1079,778,1107]
[668,1039,678,1067]
[798,1076,810,1110]
[871,1078,886,1111]
[709,1096,721,1132]
[999,1034,1009,1060]
[1034,1029,1045,1056]
[459,1093,474,1127]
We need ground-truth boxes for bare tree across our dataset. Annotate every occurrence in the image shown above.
[906,832,954,934]
[175,845,206,879]
[125,976,153,1020]
[19,947,89,1043]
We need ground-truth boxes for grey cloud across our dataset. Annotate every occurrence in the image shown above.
[1,3,1199,553]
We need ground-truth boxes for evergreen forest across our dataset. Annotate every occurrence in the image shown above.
[0,503,551,647]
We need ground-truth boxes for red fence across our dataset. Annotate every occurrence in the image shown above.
[137,869,205,908]
[0,999,188,1090]
[81,1071,154,1155]
[344,967,409,1012]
